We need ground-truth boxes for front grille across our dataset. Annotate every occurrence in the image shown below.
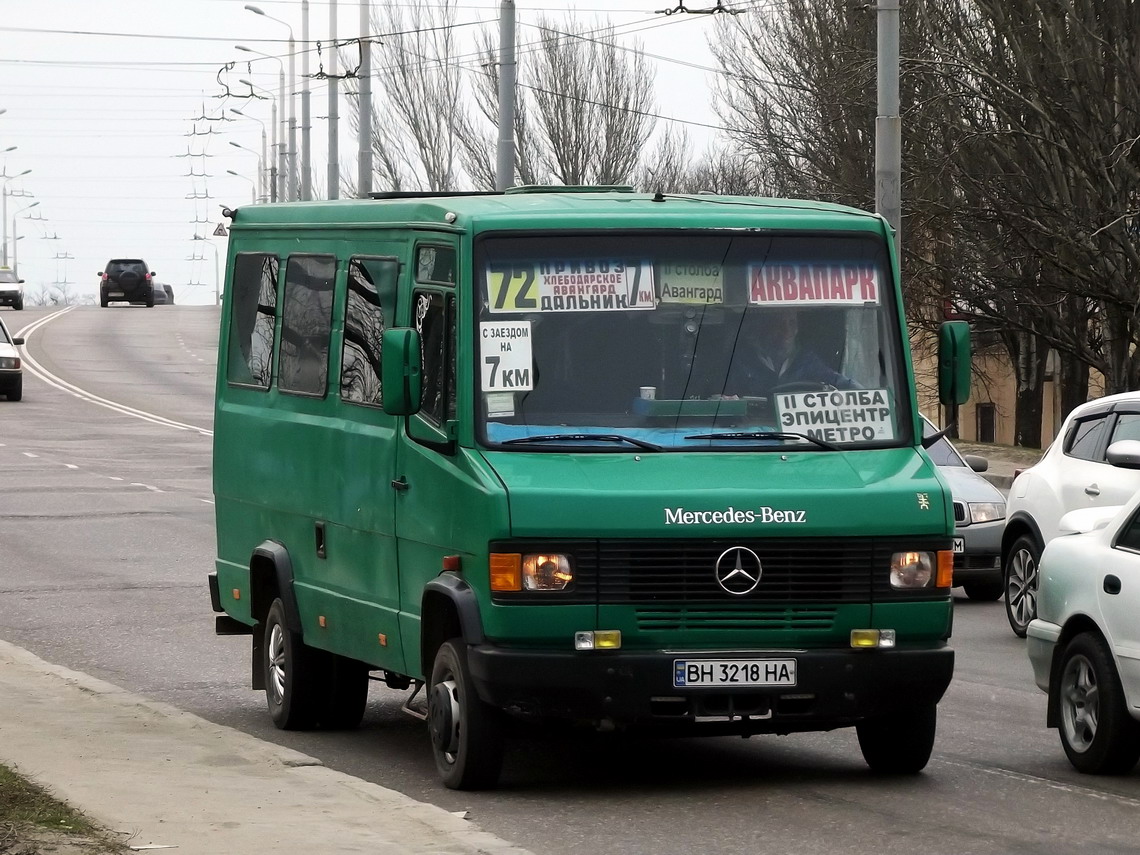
[953,501,966,523]
[636,605,837,631]
[596,538,875,604]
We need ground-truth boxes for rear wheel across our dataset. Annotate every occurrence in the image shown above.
[1057,633,1140,774]
[263,598,322,730]
[1004,534,1041,637]
[428,639,505,790]
[856,703,937,773]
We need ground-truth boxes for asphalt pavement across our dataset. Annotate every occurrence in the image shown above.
[0,444,1033,854]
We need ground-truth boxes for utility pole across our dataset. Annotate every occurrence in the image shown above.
[301,0,312,200]
[329,0,340,199]
[358,0,372,197]
[495,0,516,191]
[875,0,901,249]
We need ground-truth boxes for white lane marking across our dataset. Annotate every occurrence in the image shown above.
[937,758,1140,809]
[131,483,164,493]
[22,452,39,458]
[64,464,78,469]
[199,498,215,505]
[15,307,214,437]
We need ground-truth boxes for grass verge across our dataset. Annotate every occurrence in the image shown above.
[0,764,128,854]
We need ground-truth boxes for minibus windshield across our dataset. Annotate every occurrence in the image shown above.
[475,232,910,451]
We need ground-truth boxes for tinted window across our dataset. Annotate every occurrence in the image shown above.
[341,256,398,408]
[414,289,455,424]
[1115,508,1140,552]
[1111,413,1140,444]
[1067,415,1108,461]
[227,253,279,388]
[279,255,336,397]
[416,245,456,285]
[107,260,148,275]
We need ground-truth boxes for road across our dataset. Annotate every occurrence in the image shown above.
[1,305,1138,855]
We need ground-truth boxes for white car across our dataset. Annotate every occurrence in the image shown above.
[0,314,24,401]
[0,267,24,311]
[1027,484,1140,774]
[1002,391,1140,636]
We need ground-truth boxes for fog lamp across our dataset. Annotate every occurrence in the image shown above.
[850,629,896,649]
[574,630,621,650]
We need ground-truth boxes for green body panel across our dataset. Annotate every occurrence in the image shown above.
[212,191,957,693]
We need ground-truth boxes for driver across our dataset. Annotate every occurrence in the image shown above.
[725,307,856,398]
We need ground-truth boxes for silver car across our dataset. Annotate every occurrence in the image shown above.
[923,418,1007,600]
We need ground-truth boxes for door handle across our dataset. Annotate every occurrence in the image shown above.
[391,476,409,492]
[1104,575,1122,595]
[1085,484,1101,497]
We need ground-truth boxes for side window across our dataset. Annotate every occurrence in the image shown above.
[341,256,398,407]
[414,289,456,424]
[417,245,456,285]
[227,253,279,388]
[279,254,336,397]
[1115,508,1140,553]
[1110,413,1140,444]
[1066,415,1108,462]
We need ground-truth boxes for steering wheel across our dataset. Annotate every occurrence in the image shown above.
[770,381,830,394]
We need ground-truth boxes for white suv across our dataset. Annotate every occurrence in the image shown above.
[1002,391,1140,636]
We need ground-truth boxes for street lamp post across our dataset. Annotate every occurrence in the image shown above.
[11,200,39,274]
[245,6,299,202]
[227,169,258,204]
[237,50,286,201]
[2,168,31,268]
[228,141,265,204]
[230,108,271,202]
[193,234,221,307]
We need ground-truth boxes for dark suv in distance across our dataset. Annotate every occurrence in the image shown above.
[100,259,157,307]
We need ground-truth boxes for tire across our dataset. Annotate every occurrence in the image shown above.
[428,639,505,790]
[1056,633,1140,774]
[145,289,155,308]
[100,293,109,308]
[857,703,937,773]
[7,377,21,402]
[316,655,370,730]
[964,579,1004,601]
[13,297,22,311]
[1004,534,1041,637]
[262,598,323,730]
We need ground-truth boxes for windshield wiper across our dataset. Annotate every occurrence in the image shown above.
[683,431,839,451]
[502,433,664,451]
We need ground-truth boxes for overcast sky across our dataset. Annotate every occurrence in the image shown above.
[0,0,731,305]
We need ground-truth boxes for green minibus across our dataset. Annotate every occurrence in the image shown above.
[208,186,971,789]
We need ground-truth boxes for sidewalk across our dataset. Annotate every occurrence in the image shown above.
[0,640,533,855]
[953,440,1042,491]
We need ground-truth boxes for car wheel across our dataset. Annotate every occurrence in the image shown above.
[428,639,505,790]
[100,294,109,308]
[963,579,1004,601]
[856,703,937,773]
[14,297,22,311]
[6,377,22,402]
[262,598,322,730]
[1004,533,1041,637]
[1057,632,1140,774]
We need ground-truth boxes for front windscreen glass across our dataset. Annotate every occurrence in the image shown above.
[475,232,909,452]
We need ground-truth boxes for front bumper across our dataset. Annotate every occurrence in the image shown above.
[1026,618,1061,694]
[0,291,21,306]
[468,643,953,734]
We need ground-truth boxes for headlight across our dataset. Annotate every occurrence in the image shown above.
[967,501,1005,524]
[522,553,573,591]
[489,552,574,592]
[0,356,20,370]
[890,551,935,588]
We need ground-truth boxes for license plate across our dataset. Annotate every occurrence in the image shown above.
[673,658,797,688]
[953,537,964,554]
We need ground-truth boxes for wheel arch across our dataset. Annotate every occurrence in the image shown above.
[249,541,301,632]
[1002,513,1043,563]
[420,573,485,678]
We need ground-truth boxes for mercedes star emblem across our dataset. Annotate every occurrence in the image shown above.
[714,546,763,595]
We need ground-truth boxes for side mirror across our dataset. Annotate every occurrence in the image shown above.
[938,321,971,407]
[1106,440,1140,470]
[381,327,422,416]
[12,337,24,346]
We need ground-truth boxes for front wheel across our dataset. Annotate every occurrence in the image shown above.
[263,598,322,730]
[856,704,937,773]
[428,639,505,790]
[1004,534,1041,637]
[1057,633,1140,774]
